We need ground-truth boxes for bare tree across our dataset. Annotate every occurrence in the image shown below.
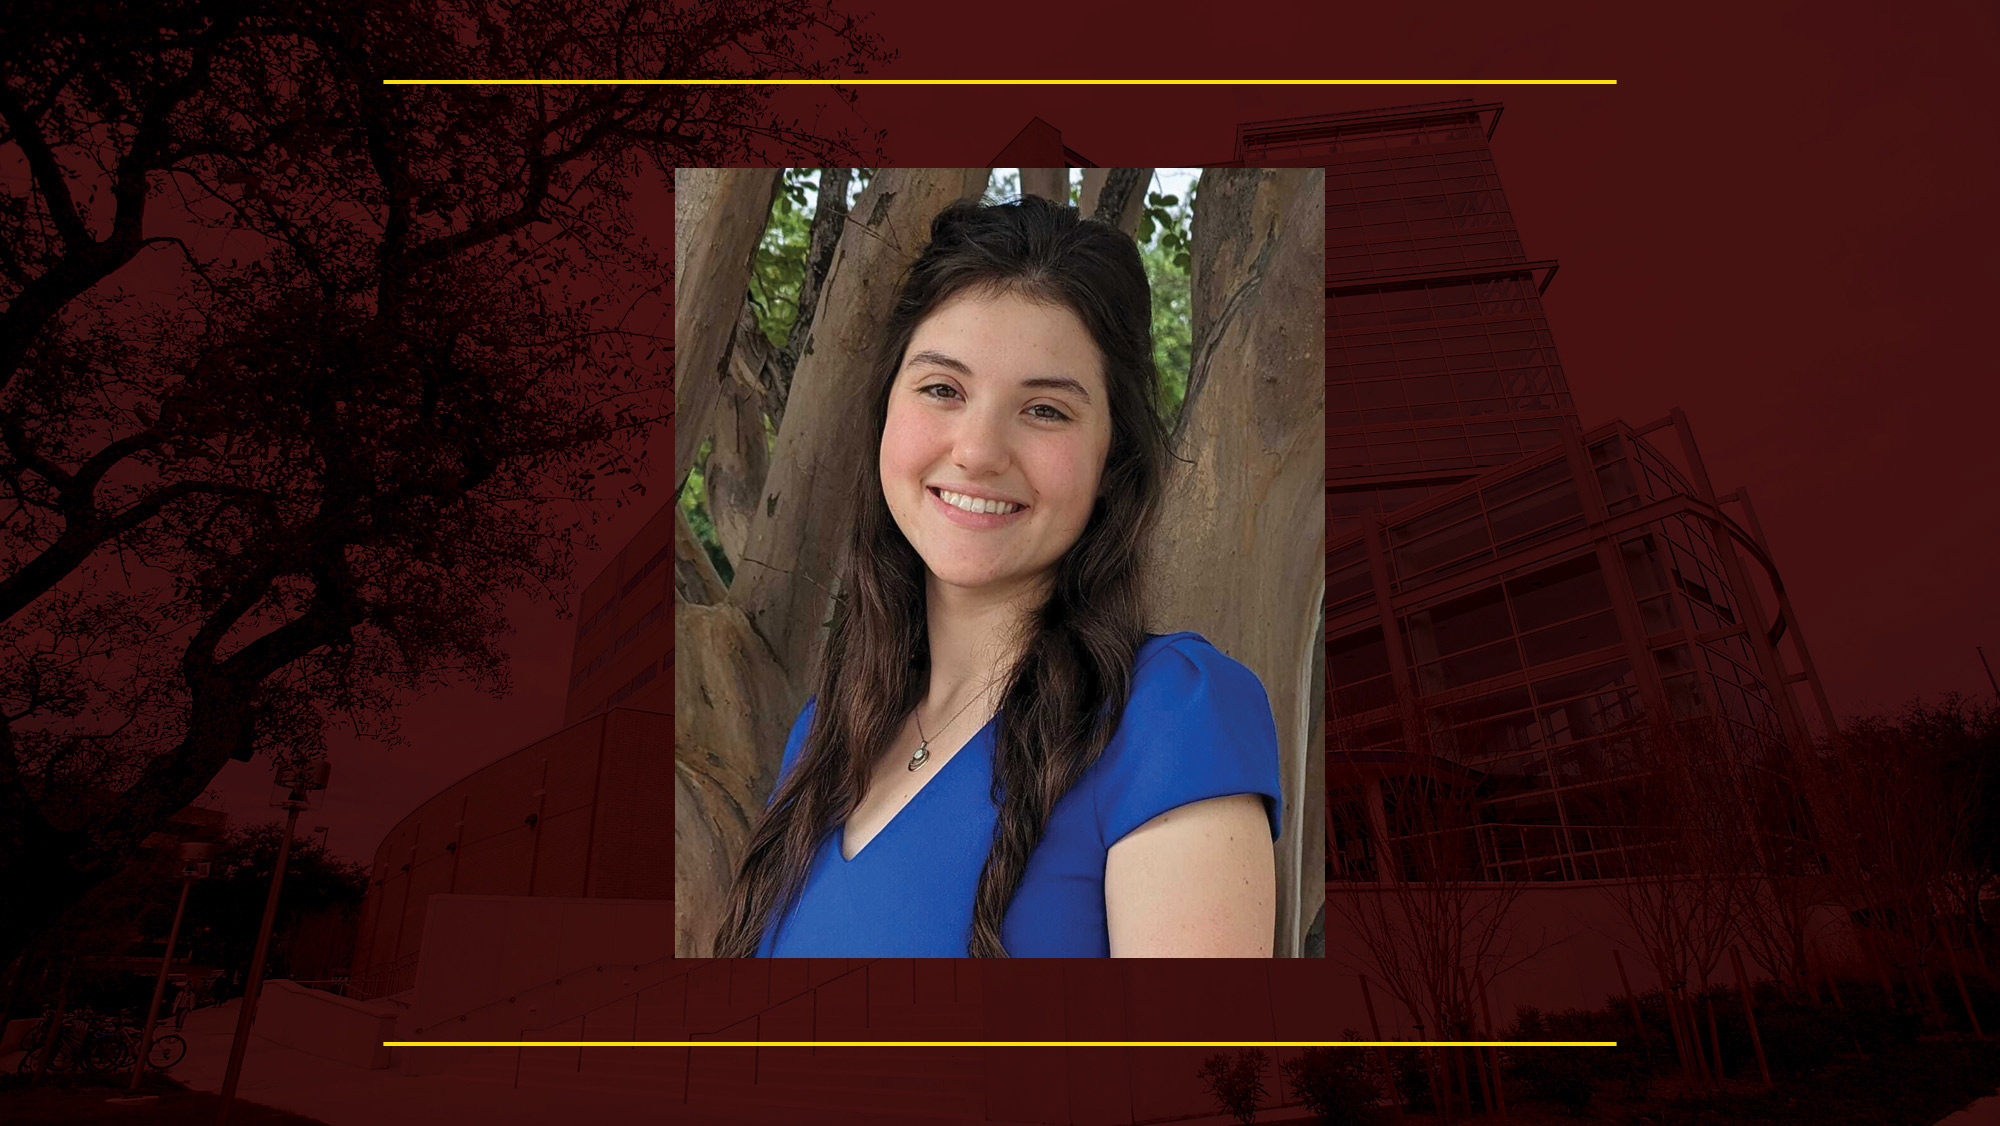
[1805,698,1997,1020]
[1595,719,1756,1080]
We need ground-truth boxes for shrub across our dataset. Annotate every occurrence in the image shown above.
[1385,1046,1433,1112]
[1199,1047,1269,1125]
[1280,1046,1382,1126]
[1504,1007,1598,1115]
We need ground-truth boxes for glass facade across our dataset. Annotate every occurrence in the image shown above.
[1239,101,1830,887]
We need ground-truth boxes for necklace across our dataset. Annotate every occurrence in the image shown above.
[909,685,992,772]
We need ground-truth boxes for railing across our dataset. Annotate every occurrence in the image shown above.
[410,950,696,1037]
[509,957,729,1095]
[1326,819,1702,884]
[515,957,985,1102]
[345,950,420,1000]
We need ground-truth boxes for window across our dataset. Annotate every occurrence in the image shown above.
[1506,553,1611,633]
[1404,584,1511,661]
[1521,609,1623,666]
[1419,638,1522,693]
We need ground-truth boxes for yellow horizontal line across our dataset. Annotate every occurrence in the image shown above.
[381,78,1617,87]
[382,1048,1616,1056]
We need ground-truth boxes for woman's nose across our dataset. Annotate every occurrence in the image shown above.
[950,405,1013,476]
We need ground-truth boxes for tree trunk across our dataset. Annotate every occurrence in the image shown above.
[1147,168,1325,956]
[1020,167,1067,203]
[675,505,728,608]
[707,300,775,565]
[673,600,797,956]
[1080,168,1150,234]
[673,168,990,956]
[673,168,781,494]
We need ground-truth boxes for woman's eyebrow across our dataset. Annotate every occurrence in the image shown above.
[905,349,973,375]
[1021,376,1092,405]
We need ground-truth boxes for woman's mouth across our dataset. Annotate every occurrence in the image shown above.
[928,486,1028,528]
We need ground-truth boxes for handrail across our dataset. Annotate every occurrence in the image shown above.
[346,950,420,1000]
[695,958,882,1039]
[512,958,985,1101]
[514,958,907,1101]
[414,952,707,1036]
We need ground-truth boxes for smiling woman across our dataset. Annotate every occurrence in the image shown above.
[707,195,1287,958]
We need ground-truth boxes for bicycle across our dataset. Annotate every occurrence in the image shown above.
[73,1011,187,1073]
[14,1007,90,1074]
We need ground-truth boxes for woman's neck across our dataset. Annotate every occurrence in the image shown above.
[922,571,1046,709]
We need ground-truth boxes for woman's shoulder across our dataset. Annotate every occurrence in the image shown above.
[1090,631,1283,843]
[1128,631,1269,710]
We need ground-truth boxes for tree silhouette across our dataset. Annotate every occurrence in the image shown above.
[0,0,890,967]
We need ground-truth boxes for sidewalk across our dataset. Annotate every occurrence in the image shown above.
[1938,1090,2000,1125]
[3,1003,721,1126]
[167,1000,713,1125]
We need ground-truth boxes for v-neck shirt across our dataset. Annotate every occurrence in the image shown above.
[755,632,1283,957]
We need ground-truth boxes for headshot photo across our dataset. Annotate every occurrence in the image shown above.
[673,167,1325,958]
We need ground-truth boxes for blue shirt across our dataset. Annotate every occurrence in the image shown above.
[757,632,1283,957]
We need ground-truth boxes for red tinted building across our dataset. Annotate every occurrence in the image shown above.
[348,503,674,999]
[1234,101,1840,888]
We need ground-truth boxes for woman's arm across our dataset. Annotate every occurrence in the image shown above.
[1103,793,1276,957]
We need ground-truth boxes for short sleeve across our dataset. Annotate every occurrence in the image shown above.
[1093,635,1284,845]
[769,698,817,807]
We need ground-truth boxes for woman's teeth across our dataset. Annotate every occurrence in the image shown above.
[937,489,1022,516]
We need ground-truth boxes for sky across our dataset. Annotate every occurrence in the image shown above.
[201,0,2000,864]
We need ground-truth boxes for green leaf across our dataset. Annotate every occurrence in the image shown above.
[1158,194,1178,207]
[1173,251,1190,270]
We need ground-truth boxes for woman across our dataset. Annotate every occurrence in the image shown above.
[711,194,1282,958]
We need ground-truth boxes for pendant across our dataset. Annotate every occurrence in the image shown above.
[908,741,930,771]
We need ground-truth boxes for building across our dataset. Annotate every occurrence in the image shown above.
[347,503,674,999]
[1233,100,1839,907]
[563,496,673,726]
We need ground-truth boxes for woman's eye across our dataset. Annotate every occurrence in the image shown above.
[1028,403,1072,422]
[917,383,960,401]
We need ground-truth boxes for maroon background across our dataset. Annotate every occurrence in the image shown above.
[200,2,2000,871]
[115,0,1997,1121]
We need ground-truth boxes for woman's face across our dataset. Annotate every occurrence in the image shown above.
[879,287,1114,601]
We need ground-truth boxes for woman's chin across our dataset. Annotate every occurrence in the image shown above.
[924,562,1046,598]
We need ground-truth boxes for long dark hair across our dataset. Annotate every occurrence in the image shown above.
[711,194,1168,957]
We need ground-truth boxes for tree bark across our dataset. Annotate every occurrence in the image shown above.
[673,168,780,495]
[706,300,775,565]
[777,168,854,416]
[1020,167,1067,203]
[674,504,728,608]
[673,599,796,956]
[1081,168,1150,235]
[1148,168,1326,956]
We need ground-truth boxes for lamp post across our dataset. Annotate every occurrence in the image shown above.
[217,760,329,1126]
[118,842,213,1097]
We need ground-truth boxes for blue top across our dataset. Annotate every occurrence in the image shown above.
[756,632,1283,958]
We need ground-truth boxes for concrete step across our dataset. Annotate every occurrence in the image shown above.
[515,1045,988,1117]
[692,1045,984,1092]
[582,1000,984,1039]
[669,1101,1026,1126]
